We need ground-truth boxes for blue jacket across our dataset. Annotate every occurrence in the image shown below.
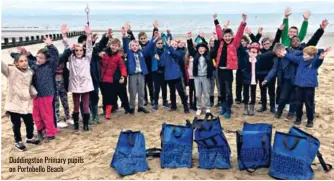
[265,48,298,82]
[284,50,324,87]
[151,46,166,72]
[123,37,155,75]
[159,46,183,81]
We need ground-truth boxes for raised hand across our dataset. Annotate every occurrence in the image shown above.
[186,31,192,39]
[213,13,217,20]
[121,27,126,36]
[43,36,52,46]
[242,13,247,23]
[303,10,311,20]
[17,47,29,56]
[284,7,292,18]
[320,47,332,59]
[124,23,131,31]
[84,24,91,35]
[245,27,252,35]
[106,28,112,38]
[258,27,263,34]
[92,34,99,42]
[153,20,159,28]
[153,31,160,42]
[212,32,218,40]
[279,24,285,31]
[320,19,329,30]
[199,31,204,38]
[61,24,69,34]
[224,20,230,28]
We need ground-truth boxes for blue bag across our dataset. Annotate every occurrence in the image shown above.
[288,126,332,173]
[110,130,149,176]
[236,122,272,172]
[160,121,193,168]
[269,131,313,180]
[193,113,231,169]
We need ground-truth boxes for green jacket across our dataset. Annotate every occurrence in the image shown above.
[281,18,308,47]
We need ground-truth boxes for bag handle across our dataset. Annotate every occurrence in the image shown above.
[172,127,184,138]
[237,132,268,173]
[193,113,215,131]
[146,148,162,158]
[127,132,136,147]
[283,136,300,151]
[316,151,333,172]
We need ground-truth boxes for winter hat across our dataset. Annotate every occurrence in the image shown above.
[247,42,261,53]
[196,42,209,50]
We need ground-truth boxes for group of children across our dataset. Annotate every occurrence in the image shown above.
[2,8,331,151]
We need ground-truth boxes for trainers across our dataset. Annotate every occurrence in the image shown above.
[286,113,295,120]
[66,119,74,125]
[294,119,302,125]
[170,107,177,111]
[57,121,68,128]
[196,110,202,116]
[285,104,290,112]
[129,108,135,115]
[275,113,281,119]
[47,136,55,140]
[306,121,314,128]
[163,101,170,108]
[138,107,150,113]
[152,104,158,110]
[15,142,27,151]
[205,109,211,114]
[235,100,241,104]
[26,137,41,145]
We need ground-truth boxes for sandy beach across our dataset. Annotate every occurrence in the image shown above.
[1,33,334,180]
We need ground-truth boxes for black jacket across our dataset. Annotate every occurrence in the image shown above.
[187,39,214,78]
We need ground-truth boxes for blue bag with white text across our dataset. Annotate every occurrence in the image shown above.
[193,113,231,169]
[110,130,149,176]
[236,122,272,172]
[160,121,193,168]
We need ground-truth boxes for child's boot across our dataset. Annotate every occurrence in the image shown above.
[243,104,249,115]
[306,120,314,128]
[72,112,79,131]
[210,96,214,107]
[83,113,90,131]
[249,104,255,116]
[220,103,227,115]
[225,104,231,119]
[105,105,112,119]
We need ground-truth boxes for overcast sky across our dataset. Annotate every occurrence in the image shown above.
[2,0,334,15]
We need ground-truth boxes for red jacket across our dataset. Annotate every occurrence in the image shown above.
[215,20,246,70]
[100,52,127,83]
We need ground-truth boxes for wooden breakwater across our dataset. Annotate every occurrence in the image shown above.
[1,31,85,49]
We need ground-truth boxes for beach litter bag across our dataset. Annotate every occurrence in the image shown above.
[193,113,231,169]
[160,121,193,168]
[288,126,333,173]
[269,131,314,180]
[110,130,149,176]
[236,122,272,172]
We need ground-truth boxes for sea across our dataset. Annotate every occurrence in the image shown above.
[1,13,334,41]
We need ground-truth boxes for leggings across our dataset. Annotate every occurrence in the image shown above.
[73,92,90,114]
